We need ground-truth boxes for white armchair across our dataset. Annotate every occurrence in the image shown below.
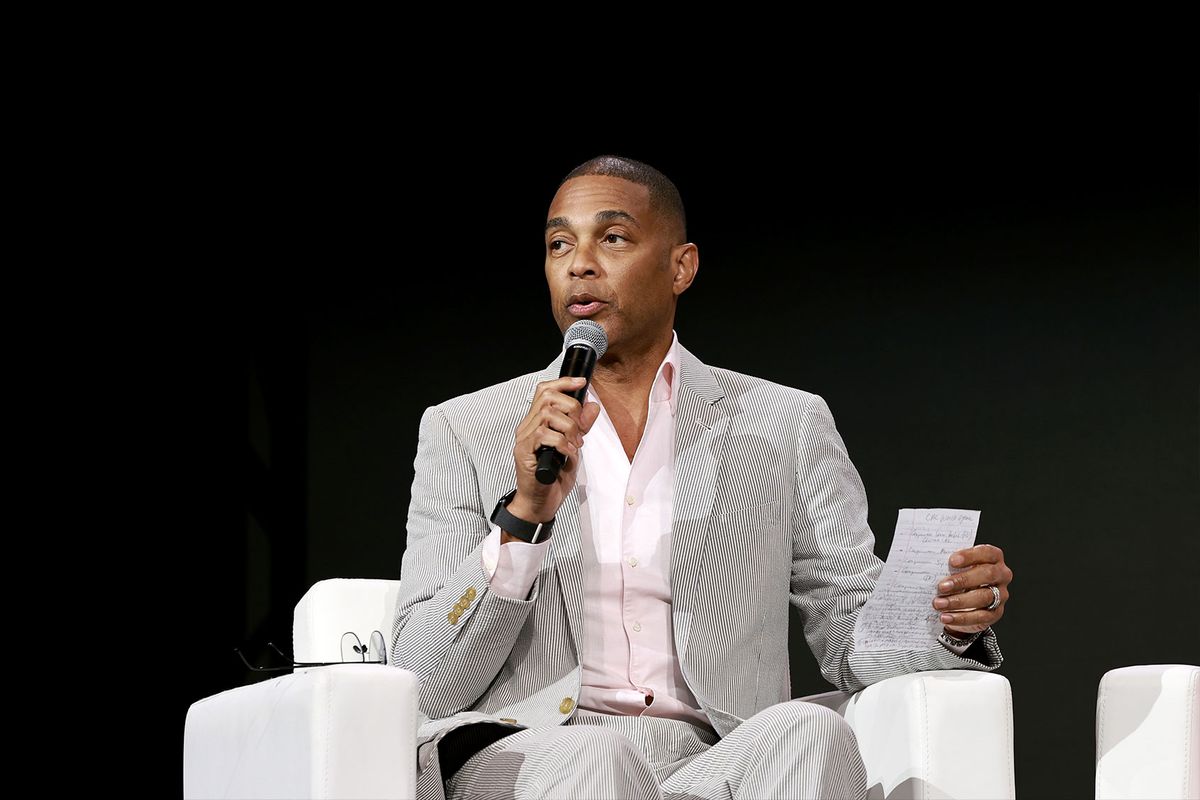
[1095,664,1199,800]
[184,578,1015,800]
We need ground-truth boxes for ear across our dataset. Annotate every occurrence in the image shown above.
[670,242,699,298]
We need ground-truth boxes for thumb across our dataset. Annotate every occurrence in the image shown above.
[580,401,601,433]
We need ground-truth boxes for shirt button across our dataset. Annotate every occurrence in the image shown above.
[559,697,575,714]
[632,621,642,632]
[626,495,636,506]
[627,556,638,567]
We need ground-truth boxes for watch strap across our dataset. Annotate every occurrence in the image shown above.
[490,490,554,543]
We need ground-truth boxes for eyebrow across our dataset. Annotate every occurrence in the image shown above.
[544,209,641,233]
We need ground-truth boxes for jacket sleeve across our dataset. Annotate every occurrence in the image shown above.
[789,393,1004,694]
[388,404,545,719]
[480,522,552,599]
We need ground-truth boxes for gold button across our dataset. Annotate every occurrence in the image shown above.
[466,587,477,600]
[559,697,575,714]
[458,596,469,607]
[453,601,465,612]
[499,717,517,724]
[448,611,460,624]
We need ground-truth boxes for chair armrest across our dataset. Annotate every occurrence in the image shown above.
[184,664,418,800]
[798,670,1014,799]
[1096,664,1199,800]
[294,578,403,663]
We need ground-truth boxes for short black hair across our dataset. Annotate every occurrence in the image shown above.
[561,155,687,242]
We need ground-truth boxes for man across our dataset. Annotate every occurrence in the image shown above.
[389,155,1014,800]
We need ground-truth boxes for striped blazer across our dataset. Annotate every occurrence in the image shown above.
[389,341,1003,797]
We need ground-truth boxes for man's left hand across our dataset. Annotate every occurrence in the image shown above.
[933,544,1012,636]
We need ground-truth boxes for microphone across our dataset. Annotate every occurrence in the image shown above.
[535,320,608,485]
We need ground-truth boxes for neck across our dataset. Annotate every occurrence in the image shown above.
[590,329,673,403]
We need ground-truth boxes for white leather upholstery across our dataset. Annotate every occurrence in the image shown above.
[1095,664,1200,800]
[185,578,1016,799]
[801,671,1015,799]
[184,664,418,800]
[294,578,404,663]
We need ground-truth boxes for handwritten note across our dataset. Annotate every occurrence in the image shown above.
[853,508,981,651]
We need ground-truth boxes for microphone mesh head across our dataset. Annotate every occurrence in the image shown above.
[563,320,608,359]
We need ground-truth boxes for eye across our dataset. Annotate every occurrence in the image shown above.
[604,233,626,244]
[548,239,569,253]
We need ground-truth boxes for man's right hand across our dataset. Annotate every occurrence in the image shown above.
[503,376,601,541]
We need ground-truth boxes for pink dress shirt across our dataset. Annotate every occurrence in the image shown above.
[480,330,714,733]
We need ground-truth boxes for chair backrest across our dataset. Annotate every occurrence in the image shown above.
[1096,664,1200,800]
[293,578,403,663]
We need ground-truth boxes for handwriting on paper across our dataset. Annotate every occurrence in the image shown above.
[853,508,981,651]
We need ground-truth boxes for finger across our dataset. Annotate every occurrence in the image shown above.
[940,606,1002,633]
[535,407,583,447]
[579,401,601,434]
[525,380,585,427]
[529,427,577,460]
[933,585,1005,611]
[531,389,584,422]
[534,377,588,406]
[557,444,580,478]
[518,386,584,440]
[937,564,1004,595]
[949,543,1003,568]
[536,376,588,392]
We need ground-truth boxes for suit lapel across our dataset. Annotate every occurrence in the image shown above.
[669,344,729,659]
[525,343,730,665]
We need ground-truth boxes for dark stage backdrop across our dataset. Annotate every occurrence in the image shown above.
[174,97,1198,799]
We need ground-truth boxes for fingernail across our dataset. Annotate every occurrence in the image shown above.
[939,580,954,591]
[950,555,964,566]
[934,598,949,609]
[941,614,954,622]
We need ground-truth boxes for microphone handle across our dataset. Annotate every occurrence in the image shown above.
[534,345,597,485]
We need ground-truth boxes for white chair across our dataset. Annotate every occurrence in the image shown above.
[184,578,1016,800]
[1095,663,1199,800]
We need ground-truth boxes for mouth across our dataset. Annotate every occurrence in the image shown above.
[566,293,608,318]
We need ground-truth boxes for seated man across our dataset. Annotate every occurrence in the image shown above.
[389,154,1012,800]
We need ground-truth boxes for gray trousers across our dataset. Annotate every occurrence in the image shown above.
[442,701,869,800]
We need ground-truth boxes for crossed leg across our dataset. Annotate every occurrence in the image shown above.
[444,723,662,800]
[443,699,867,800]
[660,699,869,800]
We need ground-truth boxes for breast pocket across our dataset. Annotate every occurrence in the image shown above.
[695,500,784,652]
[701,500,784,589]
[708,500,782,541]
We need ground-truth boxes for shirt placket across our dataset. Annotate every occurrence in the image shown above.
[622,400,664,710]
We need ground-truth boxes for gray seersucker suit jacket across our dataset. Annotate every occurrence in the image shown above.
[389,341,1003,799]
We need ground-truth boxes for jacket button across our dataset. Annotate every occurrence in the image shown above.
[466,587,477,601]
[559,697,575,714]
[448,611,460,624]
[499,717,517,724]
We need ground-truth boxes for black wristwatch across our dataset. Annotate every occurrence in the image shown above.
[490,490,554,543]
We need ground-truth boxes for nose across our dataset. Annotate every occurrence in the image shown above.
[567,241,602,279]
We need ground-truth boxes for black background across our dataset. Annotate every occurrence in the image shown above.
[167,95,1197,798]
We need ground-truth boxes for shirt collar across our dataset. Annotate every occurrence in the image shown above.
[654,329,680,417]
[586,329,680,418]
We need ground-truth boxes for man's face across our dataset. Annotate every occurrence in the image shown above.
[544,175,682,354]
